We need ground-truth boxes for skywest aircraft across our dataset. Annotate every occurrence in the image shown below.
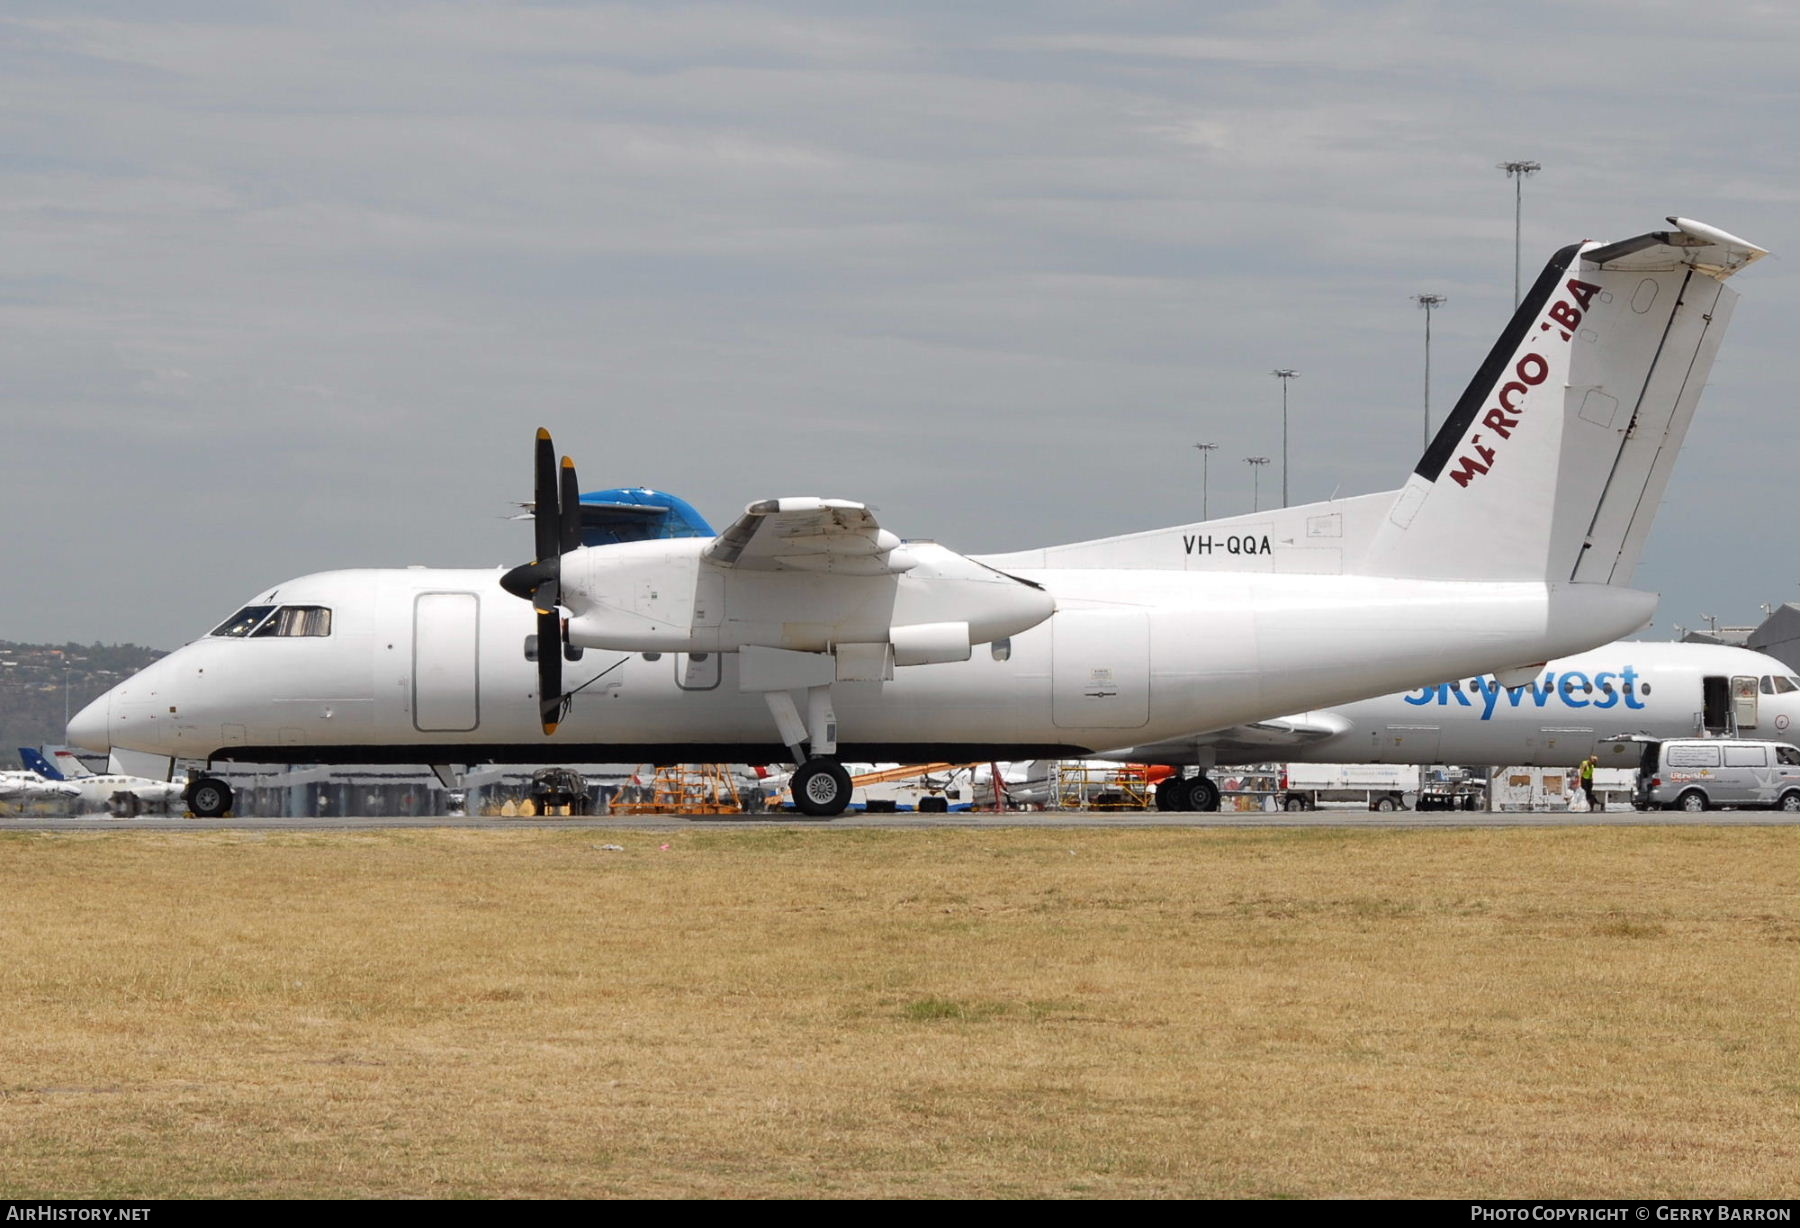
[68,218,1767,816]
[1106,642,1800,810]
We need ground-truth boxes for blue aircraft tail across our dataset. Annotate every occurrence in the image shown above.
[20,747,64,781]
[576,488,715,547]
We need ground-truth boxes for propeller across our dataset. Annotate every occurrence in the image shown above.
[500,428,584,734]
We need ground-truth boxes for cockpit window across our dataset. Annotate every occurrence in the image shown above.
[211,605,276,637]
[211,604,331,638]
[250,605,333,637]
[1775,676,1800,695]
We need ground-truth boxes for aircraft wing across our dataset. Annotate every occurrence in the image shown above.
[1101,712,1350,765]
[703,498,913,576]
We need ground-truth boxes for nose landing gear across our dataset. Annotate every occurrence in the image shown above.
[184,776,235,819]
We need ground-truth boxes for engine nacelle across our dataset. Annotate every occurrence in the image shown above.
[891,621,971,666]
[554,539,1053,658]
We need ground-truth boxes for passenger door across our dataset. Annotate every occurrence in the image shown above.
[1732,675,1759,732]
[413,592,480,732]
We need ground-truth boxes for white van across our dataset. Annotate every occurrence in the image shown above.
[1630,739,1800,812]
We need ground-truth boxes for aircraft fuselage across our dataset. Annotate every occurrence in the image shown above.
[73,564,1656,767]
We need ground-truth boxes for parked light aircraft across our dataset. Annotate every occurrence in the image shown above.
[66,219,1766,817]
[1105,643,1800,809]
[1,760,80,804]
[19,747,187,815]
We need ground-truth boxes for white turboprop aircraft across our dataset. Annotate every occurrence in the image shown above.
[67,218,1765,817]
[1104,642,1800,809]
[18,747,187,815]
[1,760,81,805]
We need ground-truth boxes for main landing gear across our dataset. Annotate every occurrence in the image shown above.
[763,684,854,817]
[185,776,235,819]
[1154,772,1220,813]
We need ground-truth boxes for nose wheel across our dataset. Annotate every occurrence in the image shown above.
[185,776,235,819]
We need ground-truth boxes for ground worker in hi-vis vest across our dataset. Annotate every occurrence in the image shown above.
[1579,755,1599,812]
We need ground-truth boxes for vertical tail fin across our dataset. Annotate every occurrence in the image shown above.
[1363,218,1764,582]
[21,748,69,780]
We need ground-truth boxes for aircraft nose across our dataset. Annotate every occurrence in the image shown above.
[67,690,111,754]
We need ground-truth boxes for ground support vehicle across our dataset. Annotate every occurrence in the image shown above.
[1628,738,1800,812]
[1279,764,1418,812]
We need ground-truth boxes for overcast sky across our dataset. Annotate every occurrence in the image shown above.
[3,1,1795,650]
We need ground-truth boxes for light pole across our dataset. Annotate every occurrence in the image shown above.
[1270,369,1297,506]
[1192,442,1218,519]
[1413,294,1446,450]
[1498,159,1541,307]
[1245,456,1270,512]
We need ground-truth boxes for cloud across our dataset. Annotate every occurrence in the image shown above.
[0,2,1794,646]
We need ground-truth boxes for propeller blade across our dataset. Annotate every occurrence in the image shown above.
[537,609,563,735]
[533,428,559,567]
[559,455,582,555]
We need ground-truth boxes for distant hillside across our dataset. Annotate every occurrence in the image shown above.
[0,641,167,770]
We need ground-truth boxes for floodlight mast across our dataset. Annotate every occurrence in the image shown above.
[1245,456,1270,512]
[1192,442,1219,519]
[1413,294,1447,450]
[1498,159,1542,307]
[1270,369,1297,507]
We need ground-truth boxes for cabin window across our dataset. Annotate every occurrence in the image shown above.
[1724,745,1767,768]
[211,605,276,637]
[1778,747,1800,767]
[251,606,333,637]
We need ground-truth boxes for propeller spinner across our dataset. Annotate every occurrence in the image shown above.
[500,428,584,734]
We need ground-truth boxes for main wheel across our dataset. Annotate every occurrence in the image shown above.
[1155,777,1189,812]
[1674,789,1707,813]
[186,777,234,819]
[1181,776,1221,813]
[792,758,852,818]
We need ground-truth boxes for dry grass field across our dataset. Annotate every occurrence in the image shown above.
[0,825,1794,1199]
